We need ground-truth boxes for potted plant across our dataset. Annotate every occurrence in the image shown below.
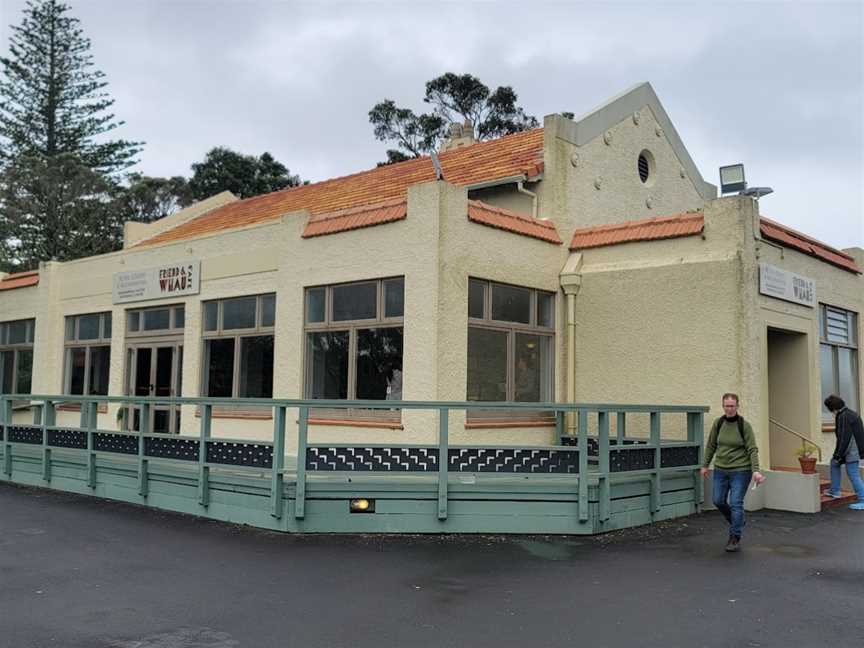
[795,442,819,474]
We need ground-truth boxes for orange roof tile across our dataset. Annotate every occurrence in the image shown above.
[760,217,861,274]
[569,213,704,250]
[302,198,407,238]
[0,270,39,291]
[467,200,561,244]
[138,128,546,247]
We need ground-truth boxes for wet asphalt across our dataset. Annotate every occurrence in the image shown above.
[0,482,862,648]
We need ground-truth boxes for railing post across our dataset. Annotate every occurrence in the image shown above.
[137,401,151,498]
[438,408,449,521]
[555,409,565,443]
[577,409,589,523]
[85,401,96,489]
[616,412,626,444]
[42,400,55,482]
[271,405,286,519]
[294,405,308,520]
[2,397,12,476]
[650,411,661,515]
[198,403,211,507]
[598,411,610,524]
[688,411,705,506]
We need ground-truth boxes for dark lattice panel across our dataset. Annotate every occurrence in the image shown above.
[145,437,199,462]
[560,437,647,454]
[9,425,42,445]
[306,446,439,472]
[207,441,273,468]
[47,428,87,449]
[448,448,579,474]
[661,446,699,468]
[94,432,139,456]
[610,447,656,472]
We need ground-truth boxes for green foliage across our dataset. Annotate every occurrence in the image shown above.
[0,153,123,270]
[369,73,538,163]
[0,0,142,174]
[119,173,193,224]
[187,147,304,201]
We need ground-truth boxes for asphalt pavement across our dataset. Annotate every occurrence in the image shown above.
[1,482,862,648]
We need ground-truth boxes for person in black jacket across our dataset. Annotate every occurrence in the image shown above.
[824,394,864,510]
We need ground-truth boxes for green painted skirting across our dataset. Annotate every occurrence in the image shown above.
[0,446,699,535]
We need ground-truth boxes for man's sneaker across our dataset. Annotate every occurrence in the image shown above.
[825,491,844,499]
[725,535,741,552]
[849,502,864,511]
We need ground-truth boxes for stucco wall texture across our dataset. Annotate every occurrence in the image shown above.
[1,97,862,474]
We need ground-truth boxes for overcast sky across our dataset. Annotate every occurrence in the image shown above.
[2,0,862,248]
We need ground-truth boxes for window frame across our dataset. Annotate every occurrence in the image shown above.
[467,279,556,420]
[63,312,112,396]
[303,277,405,421]
[819,303,859,424]
[126,304,186,338]
[200,293,276,399]
[0,318,36,396]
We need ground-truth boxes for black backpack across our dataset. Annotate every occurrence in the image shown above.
[712,415,746,444]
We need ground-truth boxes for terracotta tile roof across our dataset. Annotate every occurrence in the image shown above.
[760,217,861,274]
[569,213,704,250]
[0,270,39,291]
[302,198,407,238]
[467,200,561,244]
[137,128,545,247]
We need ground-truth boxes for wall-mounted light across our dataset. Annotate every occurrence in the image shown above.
[349,498,375,513]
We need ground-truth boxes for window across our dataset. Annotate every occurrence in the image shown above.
[820,304,859,422]
[0,319,35,396]
[304,278,404,421]
[467,279,555,419]
[126,305,185,336]
[64,312,111,395]
[202,294,275,398]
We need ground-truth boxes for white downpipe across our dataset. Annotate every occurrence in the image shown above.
[566,291,577,436]
[516,181,539,220]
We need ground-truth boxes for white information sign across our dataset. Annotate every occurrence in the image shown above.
[759,263,815,308]
[113,260,200,304]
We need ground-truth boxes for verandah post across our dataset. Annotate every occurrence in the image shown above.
[687,411,705,505]
[598,411,610,524]
[577,408,589,522]
[138,401,151,496]
[271,405,286,519]
[85,400,97,489]
[294,405,308,519]
[650,411,661,514]
[438,407,449,521]
[198,403,211,507]
[41,400,55,482]
[2,397,12,476]
[616,412,626,444]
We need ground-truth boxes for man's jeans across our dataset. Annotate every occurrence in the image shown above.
[712,469,752,538]
[830,460,864,502]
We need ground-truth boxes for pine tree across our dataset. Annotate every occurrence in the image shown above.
[0,0,142,174]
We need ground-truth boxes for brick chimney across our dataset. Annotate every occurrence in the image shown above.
[440,119,475,152]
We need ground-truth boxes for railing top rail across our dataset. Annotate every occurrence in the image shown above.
[769,417,823,461]
[0,394,710,413]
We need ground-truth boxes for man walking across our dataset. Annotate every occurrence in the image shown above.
[823,394,864,510]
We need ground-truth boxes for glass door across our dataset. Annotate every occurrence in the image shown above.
[126,344,183,434]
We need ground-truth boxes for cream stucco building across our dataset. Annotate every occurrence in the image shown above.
[1,82,861,485]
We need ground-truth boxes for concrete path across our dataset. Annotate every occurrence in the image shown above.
[1,483,862,648]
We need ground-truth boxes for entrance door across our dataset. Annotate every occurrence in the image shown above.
[767,328,812,469]
[127,344,183,434]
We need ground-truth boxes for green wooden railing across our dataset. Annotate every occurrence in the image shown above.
[0,394,708,526]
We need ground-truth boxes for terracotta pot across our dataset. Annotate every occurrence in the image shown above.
[798,456,817,474]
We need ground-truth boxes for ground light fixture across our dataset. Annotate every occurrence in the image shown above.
[349,498,376,513]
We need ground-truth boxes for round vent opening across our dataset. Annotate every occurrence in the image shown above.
[638,150,655,185]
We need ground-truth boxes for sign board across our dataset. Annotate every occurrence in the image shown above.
[759,263,815,308]
[113,260,200,304]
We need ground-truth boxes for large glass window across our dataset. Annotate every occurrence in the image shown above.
[126,305,185,336]
[202,294,275,398]
[304,278,404,421]
[64,312,111,395]
[467,279,555,419]
[820,304,859,422]
[0,319,35,396]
